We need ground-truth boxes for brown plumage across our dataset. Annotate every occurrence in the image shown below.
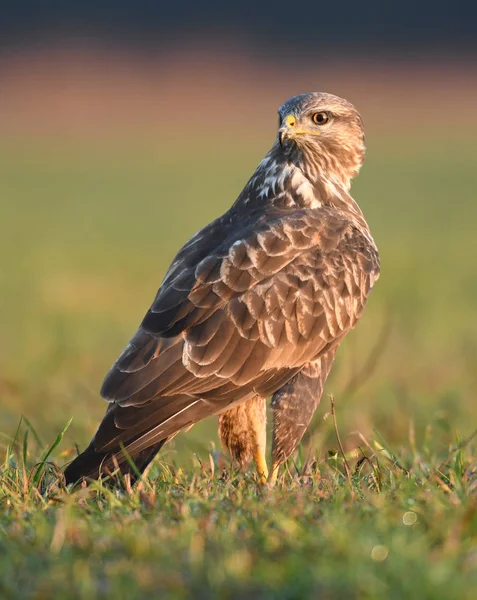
[64,92,380,486]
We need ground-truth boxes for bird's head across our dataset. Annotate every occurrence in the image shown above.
[277,92,365,189]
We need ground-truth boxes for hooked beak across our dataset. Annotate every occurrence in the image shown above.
[278,114,296,148]
[278,128,288,148]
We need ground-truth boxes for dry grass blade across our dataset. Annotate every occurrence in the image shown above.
[330,395,352,487]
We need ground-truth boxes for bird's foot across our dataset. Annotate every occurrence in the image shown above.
[253,447,269,485]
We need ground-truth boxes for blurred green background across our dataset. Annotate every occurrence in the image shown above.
[1,53,476,464]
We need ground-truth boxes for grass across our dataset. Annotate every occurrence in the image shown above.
[1,131,477,598]
[1,419,476,599]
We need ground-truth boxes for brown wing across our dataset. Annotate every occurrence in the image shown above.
[97,207,379,458]
[103,207,378,399]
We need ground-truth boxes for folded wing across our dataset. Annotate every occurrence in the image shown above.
[92,205,379,463]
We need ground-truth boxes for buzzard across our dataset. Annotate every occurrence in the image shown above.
[64,92,380,487]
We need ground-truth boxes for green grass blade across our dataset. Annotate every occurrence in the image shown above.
[31,418,73,488]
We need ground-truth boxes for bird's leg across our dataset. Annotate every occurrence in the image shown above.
[253,450,269,485]
[218,396,268,484]
[269,350,336,487]
[250,398,268,484]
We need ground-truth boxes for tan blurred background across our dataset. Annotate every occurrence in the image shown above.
[2,47,477,139]
[1,2,476,465]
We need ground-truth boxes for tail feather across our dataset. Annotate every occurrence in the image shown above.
[64,438,167,485]
[63,393,216,485]
[63,442,108,484]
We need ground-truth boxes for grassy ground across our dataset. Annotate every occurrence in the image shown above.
[1,133,476,598]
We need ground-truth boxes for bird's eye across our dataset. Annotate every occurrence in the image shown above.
[312,112,329,125]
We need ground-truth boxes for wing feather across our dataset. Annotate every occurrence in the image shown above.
[100,204,380,447]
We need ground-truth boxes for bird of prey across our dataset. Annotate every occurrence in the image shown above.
[64,92,380,487]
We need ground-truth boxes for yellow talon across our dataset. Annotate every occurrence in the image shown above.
[253,447,269,485]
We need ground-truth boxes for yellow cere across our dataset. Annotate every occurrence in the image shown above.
[284,114,296,127]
